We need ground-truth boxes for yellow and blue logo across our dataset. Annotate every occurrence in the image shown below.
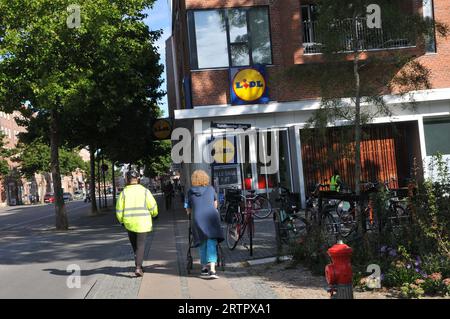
[152,119,172,140]
[230,65,269,105]
[213,138,236,164]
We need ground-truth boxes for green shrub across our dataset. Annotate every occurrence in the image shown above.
[290,223,329,275]
[422,273,444,295]
[401,282,425,299]
[384,264,422,288]
[421,254,450,279]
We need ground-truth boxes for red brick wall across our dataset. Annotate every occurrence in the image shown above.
[191,70,229,106]
[181,0,450,107]
[416,0,450,90]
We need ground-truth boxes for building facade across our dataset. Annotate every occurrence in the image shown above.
[0,111,89,206]
[167,0,450,207]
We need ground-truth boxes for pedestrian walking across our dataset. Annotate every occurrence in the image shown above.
[184,170,224,279]
[116,170,158,277]
[163,180,174,210]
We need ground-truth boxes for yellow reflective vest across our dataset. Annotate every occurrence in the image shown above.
[116,184,158,233]
[330,175,341,192]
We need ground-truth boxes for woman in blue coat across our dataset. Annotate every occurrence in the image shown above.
[185,170,224,279]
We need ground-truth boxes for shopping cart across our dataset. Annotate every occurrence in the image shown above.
[186,216,226,274]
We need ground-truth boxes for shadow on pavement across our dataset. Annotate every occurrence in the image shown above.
[43,266,137,279]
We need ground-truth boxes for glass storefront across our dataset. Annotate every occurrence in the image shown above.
[211,128,293,194]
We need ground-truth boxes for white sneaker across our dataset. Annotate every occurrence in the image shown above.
[208,271,219,279]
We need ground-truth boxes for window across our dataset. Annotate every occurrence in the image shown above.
[424,118,450,155]
[301,4,320,54]
[302,3,416,54]
[423,0,436,53]
[301,4,318,41]
[188,10,229,69]
[188,7,272,69]
[248,8,272,65]
[228,9,250,67]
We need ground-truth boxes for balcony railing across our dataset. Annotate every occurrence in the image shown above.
[302,17,416,55]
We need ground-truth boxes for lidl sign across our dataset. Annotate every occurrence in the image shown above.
[230,65,269,105]
[152,119,172,140]
[213,138,236,164]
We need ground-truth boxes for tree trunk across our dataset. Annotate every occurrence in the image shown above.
[102,154,107,208]
[89,146,98,214]
[97,153,102,209]
[350,14,364,236]
[112,161,116,206]
[354,52,363,235]
[50,109,68,230]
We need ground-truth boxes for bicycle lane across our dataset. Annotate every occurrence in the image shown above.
[138,197,279,299]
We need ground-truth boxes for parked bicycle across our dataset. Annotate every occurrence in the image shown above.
[226,190,267,256]
[219,187,241,222]
[318,178,412,243]
[360,179,411,234]
[221,187,272,220]
[271,185,309,249]
[304,182,329,223]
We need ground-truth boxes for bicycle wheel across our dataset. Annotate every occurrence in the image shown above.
[273,210,284,251]
[283,217,308,245]
[338,211,356,238]
[252,195,272,219]
[226,212,242,250]
[321,212,338,247]
[387,204,408,231]
[217,244,226,271]
[219,202,227,222]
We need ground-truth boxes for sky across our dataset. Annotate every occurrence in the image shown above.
[143,0,172,117]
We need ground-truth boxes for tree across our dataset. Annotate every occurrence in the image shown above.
[288,0,448,234]
[0,0,94,229]
[13,139,87,179]
[53,0,163,213]
[0,0,163,226]
[0,132,10,177]
[143,140,172,179]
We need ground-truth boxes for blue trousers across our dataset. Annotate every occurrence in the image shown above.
[198,239,218,265]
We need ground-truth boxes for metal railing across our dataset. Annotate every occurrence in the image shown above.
[302,17,416,55]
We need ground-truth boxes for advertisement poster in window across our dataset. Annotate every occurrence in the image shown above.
[230,64,269,105]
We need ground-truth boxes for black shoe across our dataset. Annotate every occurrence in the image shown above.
[200,268,209,277]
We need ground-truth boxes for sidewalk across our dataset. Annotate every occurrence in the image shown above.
[0,192,285,298]
[137,196,279,299]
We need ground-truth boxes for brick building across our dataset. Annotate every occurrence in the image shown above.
[0,111,88,206]
[167,0,450,207]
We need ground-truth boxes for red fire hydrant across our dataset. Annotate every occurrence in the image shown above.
[325,240,354,299]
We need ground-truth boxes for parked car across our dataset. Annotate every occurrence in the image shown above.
[44,193,55,203]
[63,193,73,202]
[73,191,83,200]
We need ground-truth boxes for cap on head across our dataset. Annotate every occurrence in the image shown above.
[126,169,140,180]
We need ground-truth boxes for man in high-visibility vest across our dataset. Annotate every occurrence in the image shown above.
[116,170,158,277]
[330,170,342,192]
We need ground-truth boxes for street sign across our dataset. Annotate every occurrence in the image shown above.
[211,122,251,130]
[152,119,172,140]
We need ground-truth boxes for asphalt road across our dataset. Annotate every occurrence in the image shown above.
[0,198,135,299]
[0,200,91,231]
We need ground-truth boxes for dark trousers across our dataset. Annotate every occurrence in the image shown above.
[165,193,172,210]
[127,231,148,269]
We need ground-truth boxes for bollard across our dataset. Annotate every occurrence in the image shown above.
[325,240,354,299]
